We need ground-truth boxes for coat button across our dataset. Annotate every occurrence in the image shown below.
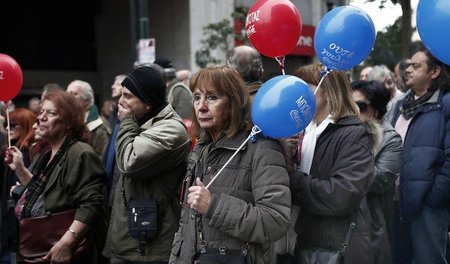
[191,214,195,219]
[207,166,212,170]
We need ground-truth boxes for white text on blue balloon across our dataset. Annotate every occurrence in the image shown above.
[295,95,314,124]
[290,110,304,130]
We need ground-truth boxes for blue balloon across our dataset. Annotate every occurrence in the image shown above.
[252,75,316,139]
[417,0,450,66]
[314,6,376,70]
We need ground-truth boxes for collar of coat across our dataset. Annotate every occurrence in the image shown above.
[196,130,253,152]
[139,103,176,127]
[325,116,382,155]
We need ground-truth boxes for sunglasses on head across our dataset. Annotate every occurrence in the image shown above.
[355,101,369,113]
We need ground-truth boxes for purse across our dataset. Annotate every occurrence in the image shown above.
[191,212,251,264]
[298,221,356,264]
[121,176,158,256]
[18,209,91,264]
[299,247,342,264]
[192,246,250,264]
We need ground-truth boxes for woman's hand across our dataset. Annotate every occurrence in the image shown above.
[4,146,24,171]
[187,178,211,215]
[4,146,33,185]
[42,239,73,264]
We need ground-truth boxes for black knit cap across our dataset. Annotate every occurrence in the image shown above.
[121,66,167,111]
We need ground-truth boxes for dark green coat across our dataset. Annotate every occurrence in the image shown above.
[169,131,291,264]
[103,104,191,262]
[30,141,109,264]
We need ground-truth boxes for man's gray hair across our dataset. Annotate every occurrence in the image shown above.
[67,80,95,107]
[227,45,263,83]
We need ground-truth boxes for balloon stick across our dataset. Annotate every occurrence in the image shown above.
[315,67,332,95]
[5,102,11,148]
[275,56,286,75]
[205,125,262,189]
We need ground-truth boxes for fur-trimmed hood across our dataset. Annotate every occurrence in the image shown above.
[362,118,383,155]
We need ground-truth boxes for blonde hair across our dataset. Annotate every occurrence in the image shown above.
[294,63,359,121]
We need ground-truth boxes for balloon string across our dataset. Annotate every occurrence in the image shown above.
[5,102,11,148]
[275,56,286,75]
[205,125,262,190]
[315,68,332,95]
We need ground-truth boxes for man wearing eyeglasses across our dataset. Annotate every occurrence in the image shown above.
[391,44,450,264]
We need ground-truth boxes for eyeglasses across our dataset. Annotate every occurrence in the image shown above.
[355,101,369,113]
[38,108,58,118]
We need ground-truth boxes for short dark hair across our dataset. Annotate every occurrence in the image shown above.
[413,43,450,91]
[351,80,391,120]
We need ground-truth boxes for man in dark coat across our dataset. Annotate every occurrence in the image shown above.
[391,44,450,264]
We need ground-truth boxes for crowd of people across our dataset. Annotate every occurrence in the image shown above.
[0,41,449,264]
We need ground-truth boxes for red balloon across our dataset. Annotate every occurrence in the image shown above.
[0,54,23,101]
[245,0,302,58]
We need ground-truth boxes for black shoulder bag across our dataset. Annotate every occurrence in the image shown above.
[191,213,251,264]
[121,176,158,256]
[298,213,357,264]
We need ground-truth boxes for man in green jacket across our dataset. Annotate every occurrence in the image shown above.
[103,65,191,263]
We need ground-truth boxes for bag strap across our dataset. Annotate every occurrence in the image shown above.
[121,174,130,210]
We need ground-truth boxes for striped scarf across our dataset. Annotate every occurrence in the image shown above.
[401,85,438,120]
[21,138,74,218]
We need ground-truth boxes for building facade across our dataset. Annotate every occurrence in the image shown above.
[0,0,349,106]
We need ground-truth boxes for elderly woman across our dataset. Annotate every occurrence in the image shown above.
[291,64,376,264]
[169,65,291,263]
[5,91,108,264]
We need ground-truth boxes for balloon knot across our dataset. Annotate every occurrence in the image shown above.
[275,56,286,74]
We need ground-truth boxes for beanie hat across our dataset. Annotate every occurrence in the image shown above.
[121,66,167,111]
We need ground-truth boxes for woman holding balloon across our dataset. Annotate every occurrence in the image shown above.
[290,64,376,264]
[169,65,291,264]
[5,91,108,264]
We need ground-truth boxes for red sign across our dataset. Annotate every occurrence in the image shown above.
[290,25,315,57]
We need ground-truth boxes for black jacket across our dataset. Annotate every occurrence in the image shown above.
[291,116,375,264]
